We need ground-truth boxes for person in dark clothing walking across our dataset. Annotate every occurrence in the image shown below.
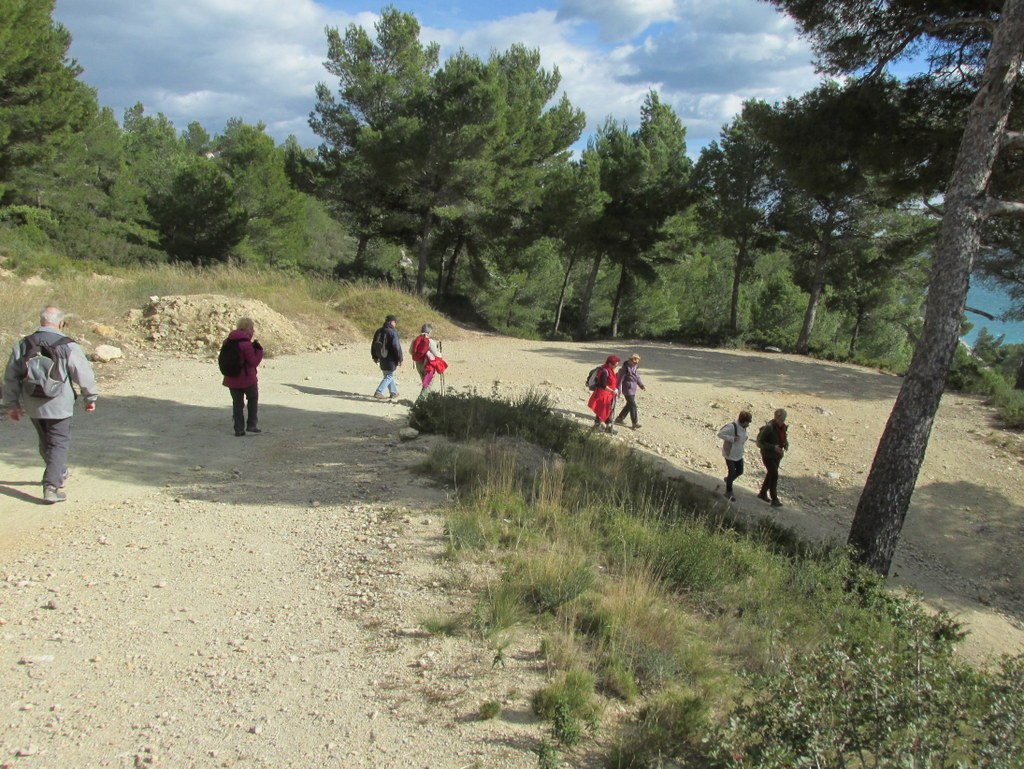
[756,408,789,507]
[221,318,264,436]
[614,354,646,429]
[373,315,403,400]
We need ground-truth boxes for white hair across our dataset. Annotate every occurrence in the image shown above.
[40,306,65,326]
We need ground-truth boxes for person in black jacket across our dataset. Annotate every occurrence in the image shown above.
[756,408,789,507]
[372,315,403,400]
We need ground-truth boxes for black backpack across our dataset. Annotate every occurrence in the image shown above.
[18,333,72,398]
[371,326,390,362]
[218,338,243,377]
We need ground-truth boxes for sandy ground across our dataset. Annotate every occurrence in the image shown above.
[1,336,1023,768]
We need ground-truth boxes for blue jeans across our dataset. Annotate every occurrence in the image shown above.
[376,369,398,396]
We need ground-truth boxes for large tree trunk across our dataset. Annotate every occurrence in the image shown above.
[1016,357,1024,390]
[415,212,433,296]
[848,0,1024,575]
[848,309,865,357]
[576,253,603,339]
[355,233,371,265]
[729,238,747,336]
[609,263,629,339]
[553,251,578,335]
[795,230,832,354]
[443,234,464,299]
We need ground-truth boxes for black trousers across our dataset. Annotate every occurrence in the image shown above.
[230,385,259,434]
[616,393,638,425]
[724,457,744,494]
[759,455,781,501]
[31,417,72,489]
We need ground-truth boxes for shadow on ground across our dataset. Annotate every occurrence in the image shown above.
[527,341,902,402]
[0,392,427,511]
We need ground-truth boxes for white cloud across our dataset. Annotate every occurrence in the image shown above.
[54,0,354,145]
[52,0,820,153]
[556,0,678,41]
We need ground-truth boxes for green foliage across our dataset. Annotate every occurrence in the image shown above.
[608,687,710,768]
[478,700,502,720]
[531,670,600,744]
[0,0,95,203]
[505,549,594,615]
[420,614,465,636]
[947,345,1005,395]
[713,608,1022,769]
[747,258,806,350]
[535,739,562,769]
[149,156,247,265]
[409,389,584,454]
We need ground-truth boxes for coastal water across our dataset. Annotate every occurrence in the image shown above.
[964,282,1023,345]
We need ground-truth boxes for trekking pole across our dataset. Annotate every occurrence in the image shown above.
[439,340,445,396]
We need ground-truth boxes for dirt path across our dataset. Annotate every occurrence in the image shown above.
[2,338,1022,767]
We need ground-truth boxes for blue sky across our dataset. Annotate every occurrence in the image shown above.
[51,0,822,154]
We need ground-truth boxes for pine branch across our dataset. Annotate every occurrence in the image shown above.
[985,198,1024,218]
[922,197,945,217]
[1003,131,1024,151]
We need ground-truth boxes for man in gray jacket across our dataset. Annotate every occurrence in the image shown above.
[3,306,99,503]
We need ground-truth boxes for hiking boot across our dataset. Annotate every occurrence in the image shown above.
[614,417,625,425]
[235,431,246,437]
[771,499,783,508]
[389,392,399,400]
[373,392,388,400]
[43,485,66,504]
[757,492,770,502]
[247,427,262,434]
[724,492,736,502]
[631,423,641,430]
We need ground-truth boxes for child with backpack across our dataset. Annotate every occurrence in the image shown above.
[220,318,263,436]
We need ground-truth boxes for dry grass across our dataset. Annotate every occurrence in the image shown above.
[0,264,448,354]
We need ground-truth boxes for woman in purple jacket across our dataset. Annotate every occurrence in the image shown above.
[222,318,264,436]
[614,353,646,429]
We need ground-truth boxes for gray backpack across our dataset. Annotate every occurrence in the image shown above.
[18,333,72,399]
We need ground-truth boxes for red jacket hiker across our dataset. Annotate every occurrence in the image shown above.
[588,355,620,425]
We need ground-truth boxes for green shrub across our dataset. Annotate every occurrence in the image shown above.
[506,549,594,615]
[532,670,601,723]
[478,700,502,720]
[608,687,710,768]
[598,656,639,703]
[532,670,601,747]
[712,607,1015,769]
[473,581,527,636]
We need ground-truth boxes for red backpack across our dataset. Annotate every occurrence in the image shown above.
[410,334,430,362]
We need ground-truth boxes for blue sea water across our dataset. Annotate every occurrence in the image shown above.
[963,282,1023,345]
